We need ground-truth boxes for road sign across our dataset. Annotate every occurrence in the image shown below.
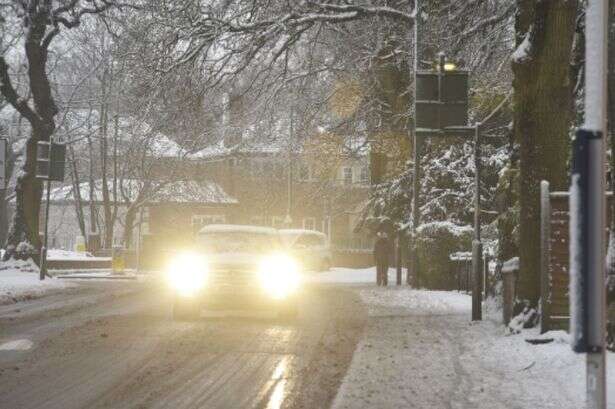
[0,138,6,190]
[36,141,66,182]
[415,70,469,131]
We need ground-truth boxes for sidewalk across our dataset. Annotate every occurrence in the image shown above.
[332,282,615,409]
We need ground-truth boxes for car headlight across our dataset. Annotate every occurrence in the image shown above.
[258,254,301,299]
[166,253,208,297]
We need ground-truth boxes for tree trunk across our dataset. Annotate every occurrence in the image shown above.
[123,205,137,249]
[5,131,48,260]
[68,144,87,244]
[0,140,18,248]
[513,0,578,305]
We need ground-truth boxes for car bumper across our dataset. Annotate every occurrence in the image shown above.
[178,288,300,310]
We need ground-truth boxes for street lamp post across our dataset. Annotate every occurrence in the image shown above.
[472,122,483,321]
[569,1,607,408]
[409,0,422,287]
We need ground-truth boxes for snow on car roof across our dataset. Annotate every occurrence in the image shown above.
[198,224,278,235]
[278,229,326,238]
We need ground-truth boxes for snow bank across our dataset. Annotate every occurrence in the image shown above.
[0,259,74,304]
[47,249,110,261]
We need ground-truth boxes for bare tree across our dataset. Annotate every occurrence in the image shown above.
[0,0,131,260]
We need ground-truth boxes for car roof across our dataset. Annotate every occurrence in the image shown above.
[278,229,326,238]
[199,224,278,235]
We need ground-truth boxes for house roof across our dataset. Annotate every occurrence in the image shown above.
[45,179,237,205]
[56,109,188,159]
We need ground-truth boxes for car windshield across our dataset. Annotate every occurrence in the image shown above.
[289,234,325,249]
[198,231,279,254]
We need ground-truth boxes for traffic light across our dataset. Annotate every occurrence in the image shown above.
[415,68,469,132]
[36,141,66,182]
[0,138,7,190]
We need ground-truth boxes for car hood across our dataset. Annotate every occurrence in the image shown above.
[204,253,263,272]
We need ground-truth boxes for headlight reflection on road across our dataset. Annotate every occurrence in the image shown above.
[166,252,208,297]
[258,254,301,299]
[267,356,291,409]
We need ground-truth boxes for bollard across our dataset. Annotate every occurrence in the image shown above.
[472,240,483,321]
[502,267,516,325]
[112,246,125,275]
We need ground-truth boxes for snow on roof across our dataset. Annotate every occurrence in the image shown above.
[187,130,368,161]
[187,137,287,160]
[45,179,237,205]
[55,109,188,159]
[279,229,326,238]
[198,224,278,235]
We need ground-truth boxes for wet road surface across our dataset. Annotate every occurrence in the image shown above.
[0,279,366,409]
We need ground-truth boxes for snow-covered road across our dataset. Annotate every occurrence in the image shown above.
[1,264,613,408]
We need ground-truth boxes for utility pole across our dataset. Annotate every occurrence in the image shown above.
[285,103,294,228]
[410,0,422,287]
[569,1,607,408]
[0,139,6,191]
[472,122,482,320]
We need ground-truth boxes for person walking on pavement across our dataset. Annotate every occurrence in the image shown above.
[374,231,392,286]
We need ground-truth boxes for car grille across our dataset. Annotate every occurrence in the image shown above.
[209,270,256,289]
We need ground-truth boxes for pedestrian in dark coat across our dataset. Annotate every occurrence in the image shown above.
[374,231,392,286]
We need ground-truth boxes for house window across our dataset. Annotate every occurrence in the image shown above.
[360,166,369,184]
[343,167,353,186]
[303,217,316,231]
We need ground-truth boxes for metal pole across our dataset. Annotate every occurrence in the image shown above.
[584,0,607,407]
[136,206,143,273]
[40,178,51,281]
[286,104,294,227]
[396,231,402,285]
[472,122,482,320]
[409,0,421,287]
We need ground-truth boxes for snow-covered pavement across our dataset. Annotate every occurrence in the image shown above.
[319,267,615,409]
[0,259,75,305]
[308,267,612,408]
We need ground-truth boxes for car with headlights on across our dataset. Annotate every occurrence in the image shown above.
[166,224,302,320]
[279,229,332,272]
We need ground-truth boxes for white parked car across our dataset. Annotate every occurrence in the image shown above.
[279,229,332,272]
[165,224,301,320]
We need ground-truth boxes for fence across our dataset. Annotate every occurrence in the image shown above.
[540,181,612,333]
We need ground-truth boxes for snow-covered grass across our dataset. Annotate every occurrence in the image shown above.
[0,259,75,305]
[47,249,110,261]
